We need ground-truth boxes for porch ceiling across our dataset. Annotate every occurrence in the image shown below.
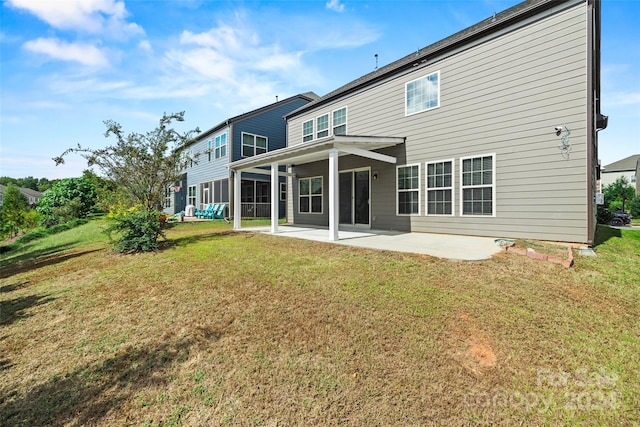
[228,135,405,171]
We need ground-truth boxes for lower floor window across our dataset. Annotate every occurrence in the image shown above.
[163,187,172,208]
[187,185,196,206]
[397,164,420,215]
[462,187,493,215]
[299,176,323,213]
[461,154,494,216]
[426,160,453,215]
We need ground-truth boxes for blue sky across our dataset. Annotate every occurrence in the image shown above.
[1,0,638,179]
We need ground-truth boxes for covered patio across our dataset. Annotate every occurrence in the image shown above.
[228,135,405,241]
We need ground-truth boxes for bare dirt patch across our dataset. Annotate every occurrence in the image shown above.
[446,312,498,376]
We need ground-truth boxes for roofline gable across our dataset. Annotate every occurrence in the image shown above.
[195,92,319,141]
[286,0,572,119]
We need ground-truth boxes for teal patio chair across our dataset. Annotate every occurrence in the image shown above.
[210,204,229,223]
[196,204,216,218]
[201,203,221,219]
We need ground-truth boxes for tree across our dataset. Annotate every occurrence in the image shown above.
[602,177,636,213]
[54,112,199,212]
[54,112,200,252]
[36,178,97,227]
[0,183,29,238]
[629,194,640,218]
[81,169,120,213]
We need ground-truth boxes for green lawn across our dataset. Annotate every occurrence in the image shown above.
[1,220,638,426]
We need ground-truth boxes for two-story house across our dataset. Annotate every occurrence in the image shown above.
[229,0,607,244]
[168,93,318,218]
[0,184,44,207]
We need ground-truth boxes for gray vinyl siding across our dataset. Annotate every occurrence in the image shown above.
[289,1,590,242]
[184,127,231,209]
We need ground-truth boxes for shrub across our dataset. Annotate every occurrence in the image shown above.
[37,178,97,227]
[629,194,640,218]
[106,209,164,253]
[16,229,49,244]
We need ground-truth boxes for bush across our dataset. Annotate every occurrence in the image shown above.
[596,205,613,224]
[106,209,164,253]
[37,178,96,227]
[629,195,640,218]
[16,229,49,244]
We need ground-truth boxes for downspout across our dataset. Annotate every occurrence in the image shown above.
[586,0,600,245]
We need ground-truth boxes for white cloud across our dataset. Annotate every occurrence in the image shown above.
[605,92,640,108]
[6,0,143,37]
[23,38,109,67]
[168,22,312,96]
[138,39,152,52]
[326,0,345,13]
[49,77,131,95]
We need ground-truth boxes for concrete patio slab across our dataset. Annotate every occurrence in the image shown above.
[241,225,502,261]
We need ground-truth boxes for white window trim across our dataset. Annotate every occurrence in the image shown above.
[298,176,323,215]
[214,133,227,159]
[316,113,329,139]
[241,132,269,158]
[396,163,421,216]
[332,106,348,136]
[164,186,172,208]
[187,185,197,206]
[459,153,496,217]
[405,70,441,117]
[425,158,454,216]
[302,119,314,142]
[280,182,286,202]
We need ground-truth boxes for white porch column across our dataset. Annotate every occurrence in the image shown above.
[271,162,279,234]
[328,148,339,241]
[233,170,242,230]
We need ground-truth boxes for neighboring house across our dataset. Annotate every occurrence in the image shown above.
[230,0,607,244]
[0,184,44,207]
[167,93,318,218]
[600,154,639,194]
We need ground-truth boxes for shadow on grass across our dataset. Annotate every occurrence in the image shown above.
[0,247,104,280]
[0,282,28,293]
[0,332,212,426]
[0,294,56,326]
[161,229,239,250]
[593,224,622,247]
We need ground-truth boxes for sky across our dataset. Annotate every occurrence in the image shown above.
[1,0,639,179]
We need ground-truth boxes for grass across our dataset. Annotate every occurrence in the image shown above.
[1,219,639,425]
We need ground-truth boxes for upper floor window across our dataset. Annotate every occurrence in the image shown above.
[406,71,440,116]
[242,133,268,157]
[215,133,227,159]
[332,107,347,136]
[303,120,313,142]
[461,154,495,216]
[316,114,329,138]
[426,159,453,215]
